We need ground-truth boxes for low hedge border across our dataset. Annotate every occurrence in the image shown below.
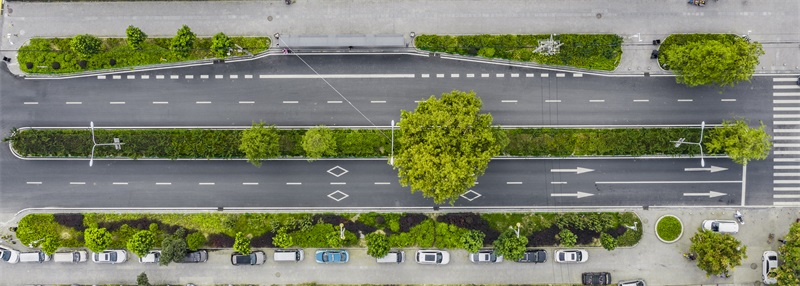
[415,34,623,71]
[5,127,710,159]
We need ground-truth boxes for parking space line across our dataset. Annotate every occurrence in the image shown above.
[775,100,800,104]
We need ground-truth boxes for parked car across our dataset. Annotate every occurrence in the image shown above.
[139,250,161,263]
[0,245,20,264]
[554,249,588,263]
[702,220,739,234]
[231,251,266,265]
[517,249,546,263]
[315,250,349,264]
[376,250,404,263]
[415,250,449,265]
[582,272,611,285]
[617,279,646,286]
[53,251,88,263]
[92,250,127,264]
[181,250,208,263]
[763,251,779,284]
[469,250,503,263]
[19,251,50,263]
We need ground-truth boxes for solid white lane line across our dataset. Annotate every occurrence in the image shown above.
[330,182,346,185]
[545,100,561,103]
[774,92,800,96]
[556,73,565,77]
[721,99,736,102]
[467,74,475,78]
[511,74,519,78]
[573,73,583,77]
[775,158,800,162]
[185,75,194,79]
[374,182,390,185]
[286,182,302,185]
[230,75,239,79]
[774,78,799,82]
[421,74,430,78]
[775,100,800,104]
[506,182,523,185]
[775,121,800,125]
[436,74,444,78]
[127,75,135,79]
[775,107,800,111]
[24,102,38,105]
[109,102,125,105]
[501,100,518,103]
[141,75,150,79]
[170,75,179,79]
[774,173,800,177]
[112,75,121,79]
[775,166,800,170]
[66,102,82,105]
[775,114,800,118]
[112,182,128,185]
[239,101,255,104]
[775,129,800,133]
[526,73,534,78]
[200,75,209,79]
[775,180,800,184]
[481,73,489,78]
[774,194,800,199]
[451,74,459,78]
[283,101,299,104]
[775,136,800,140]
[775,143,800,147]
[196,101,212,104]
[678,99,693,102]
[370,100,386,103]
[98,75,106,79]
[327,100,343,104]
[775,187,800,191]
[589,100,605,103]
[259,74,416,79]
[70,182,85,185]
[242,182,259,185]
[26,182,42,185]
[156,75,165,79]
[245,75,253,79]
[199,182,215,185]
[596,180,741,184]
[775,151,800,155]
[633,99,649,102]
[551,182,567,185]
[156,182,172,185]
[540,73,549,78]
[215,75,223,79]
[153,101,168,104]
[774,202,800,206]
[774,85,800,89]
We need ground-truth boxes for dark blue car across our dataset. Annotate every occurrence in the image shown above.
[315,250,349,264]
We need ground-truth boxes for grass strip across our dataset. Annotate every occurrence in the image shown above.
[656,216,682,241]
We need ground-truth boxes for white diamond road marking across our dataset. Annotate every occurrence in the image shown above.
[327,166,349,177]
[327,190,349,202]
[460,190,482,201]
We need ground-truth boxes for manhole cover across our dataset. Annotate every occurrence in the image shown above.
[268,16,273,21]
[275,272,281,277]
[750,262,757,269]
[596,13,602,19]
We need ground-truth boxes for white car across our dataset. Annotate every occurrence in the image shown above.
[92,250,127,264]
[554,249,588,263]
[762,251,778,284]
[0,245,20,264]
[469,250,503,263]
[139,250,161,263]
[415,250,449,265]
[702,220,739,234]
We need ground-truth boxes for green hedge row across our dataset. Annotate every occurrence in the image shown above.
[415,34,623,71]
[17,36,269,74]
[6,127,709,159]
[657,34,738,69]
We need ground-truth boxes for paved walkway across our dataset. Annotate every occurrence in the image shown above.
[1,0,798,76]
[0,207,795,285]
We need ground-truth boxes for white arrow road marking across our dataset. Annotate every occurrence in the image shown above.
[684,165,728,173]
[550,167,594,174]
[551,192,594,198]
[683,191,727,198]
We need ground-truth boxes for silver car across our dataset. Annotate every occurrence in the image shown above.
[415,250,449,265]
[92,250,127,264]
[469,250,503,263]
[762,251,778,284]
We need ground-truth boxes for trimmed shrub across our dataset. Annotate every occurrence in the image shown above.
[656,216,682,241]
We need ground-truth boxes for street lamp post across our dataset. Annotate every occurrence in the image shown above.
[390,120,395,165]
[671,121,706,167]
[89,121,124,167]
[510,223,521,238]
[339,223,345,239]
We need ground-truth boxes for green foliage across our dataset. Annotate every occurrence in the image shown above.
[126,26,148,50]
[365,233,390,258]
[415,34,623,71]
[302,125,338,161]
[557,229,577,247]
[656,216,682,241]
[600,233,618,251]
[233,232,251,255]
[210,32,233,58]
[777,222,800,285]
[705,119,772,165]
[273,229,293,248]
[16,214,59,246]
[170,25,197,57]
[395,90,503,204]
[137,272,151,286]
[617,213,643,247]
[326,231,343,248]
[149,223,158,232]
[127,230,156,257]
[659,34,764,87]
[460,230,486,253]
[239,122,280,167]
[492,229,528,261]
[159,229,187,266]
[70,34,102,58]
[186,232,206,251]
[84,228,113,253]
[40,236,61,255]
[690,229,747,277]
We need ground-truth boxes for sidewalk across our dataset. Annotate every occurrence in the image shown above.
[0,207,795,285]
[1,0,798,77]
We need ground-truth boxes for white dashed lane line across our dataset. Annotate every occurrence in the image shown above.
[230,75,239,79]
[286,182,302,185]
[201,75,209,79]
[526,73,535,78]
[195,101,212,104]
[374,182,391,185]
[496,73,505,78]
[126,75,135,79]
[678,99,693,102]
[198,182,215,185]
[26,182,42,185]
[239,101,255,104]
[370,101,386,103]
[330,182,346,185]
[185,75,194,79]
[283,101,299,104]
[242,182,259,185]
[436,74,444,78]
[506,182,523,185]
[422,74,430,78]
[573,73,583,77]
[556,73,565,77]
[215,75,224,79]
[66,102,82,105]
[244,75,253,79]
[24,102,38,105]
[97,75,106,79]
[589,100,605,103]
[153,101,168,105]
[141,75,150,79]
[109,102,126,105]
[551,182,567,185]
[112,75,121,79]
[545,100,561,103]
[451,74,459,78]
[721,99,737,102]
[112,182,128,185]
[511,74,519,78]
[170,75,179,79]
[467,74,475,78]
[501,100,518,103]
[633,99,649,102]
[155,182,172,185]
[70,182,85,185]
[481,73,490,78]
[156,75,165,79]
[540,73,549,78]
[327,101,343,104]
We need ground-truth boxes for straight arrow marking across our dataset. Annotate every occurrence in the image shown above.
[684,165,728,173]
[683,191,728,198]
[550,167,594,174]
[550,192,594,198]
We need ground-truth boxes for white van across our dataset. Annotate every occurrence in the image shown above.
[53,251,88,263]
[19,251,50,263]
[376,250,405,263]
[273,249,304,262]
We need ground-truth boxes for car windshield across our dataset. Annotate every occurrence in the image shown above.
[574,252,582,260]
[1,251,9,261]
[711,222,720,231]
[108,253,117,261]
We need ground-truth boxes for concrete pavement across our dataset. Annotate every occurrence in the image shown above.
[0,207,794,285]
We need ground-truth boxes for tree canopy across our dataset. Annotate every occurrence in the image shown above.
[84,227,113,253]
[302,125,337,161]
[170,25,197,57]
[159,228,187,266]
[705,119,772,165]
[493,228,528,261]
[776,222,800,285]
[70,34,102,58]
[689,228,747,277]
[127,230,156,257]
[365,232,390,258]
[234,232,251,255]
[460,230,485,253]
[662,37,763,87]
[211,32,233,58]
[239,122,280,167]
[395,90,505,204]
[126,26,148,50]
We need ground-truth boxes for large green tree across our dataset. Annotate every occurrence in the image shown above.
[159,228,187,266]
[302,125,337,161]
[662,37,763,87]
[460,230,485,253]
[395,90,505,204]
[127,230,156,257]
[126,26,148,50]
[233,232,251,255]
[40,235,61,255]
[493,229,528,261]
[689,228,747,277]
[70,34,102,58]
[210,32,233,58]
[170,25,197,57]
[776,222,800,285]
[84,227,113,253]
[705,119,772,165]
[365,232,390,258]
[239,122,280,167]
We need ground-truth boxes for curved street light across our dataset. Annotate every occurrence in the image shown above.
[89,121,124,167]
[671,121,706,167]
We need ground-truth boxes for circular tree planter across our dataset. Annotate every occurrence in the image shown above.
[109,59,116,66]
[51,62,60,70]
[77,60,87,69]
[25,62,33,69]
[655,215,683,243]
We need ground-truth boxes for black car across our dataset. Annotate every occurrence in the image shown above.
[231,251,266,265]
[181,250,208,263]
[582,272,611,285]
[517,249,546,263]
